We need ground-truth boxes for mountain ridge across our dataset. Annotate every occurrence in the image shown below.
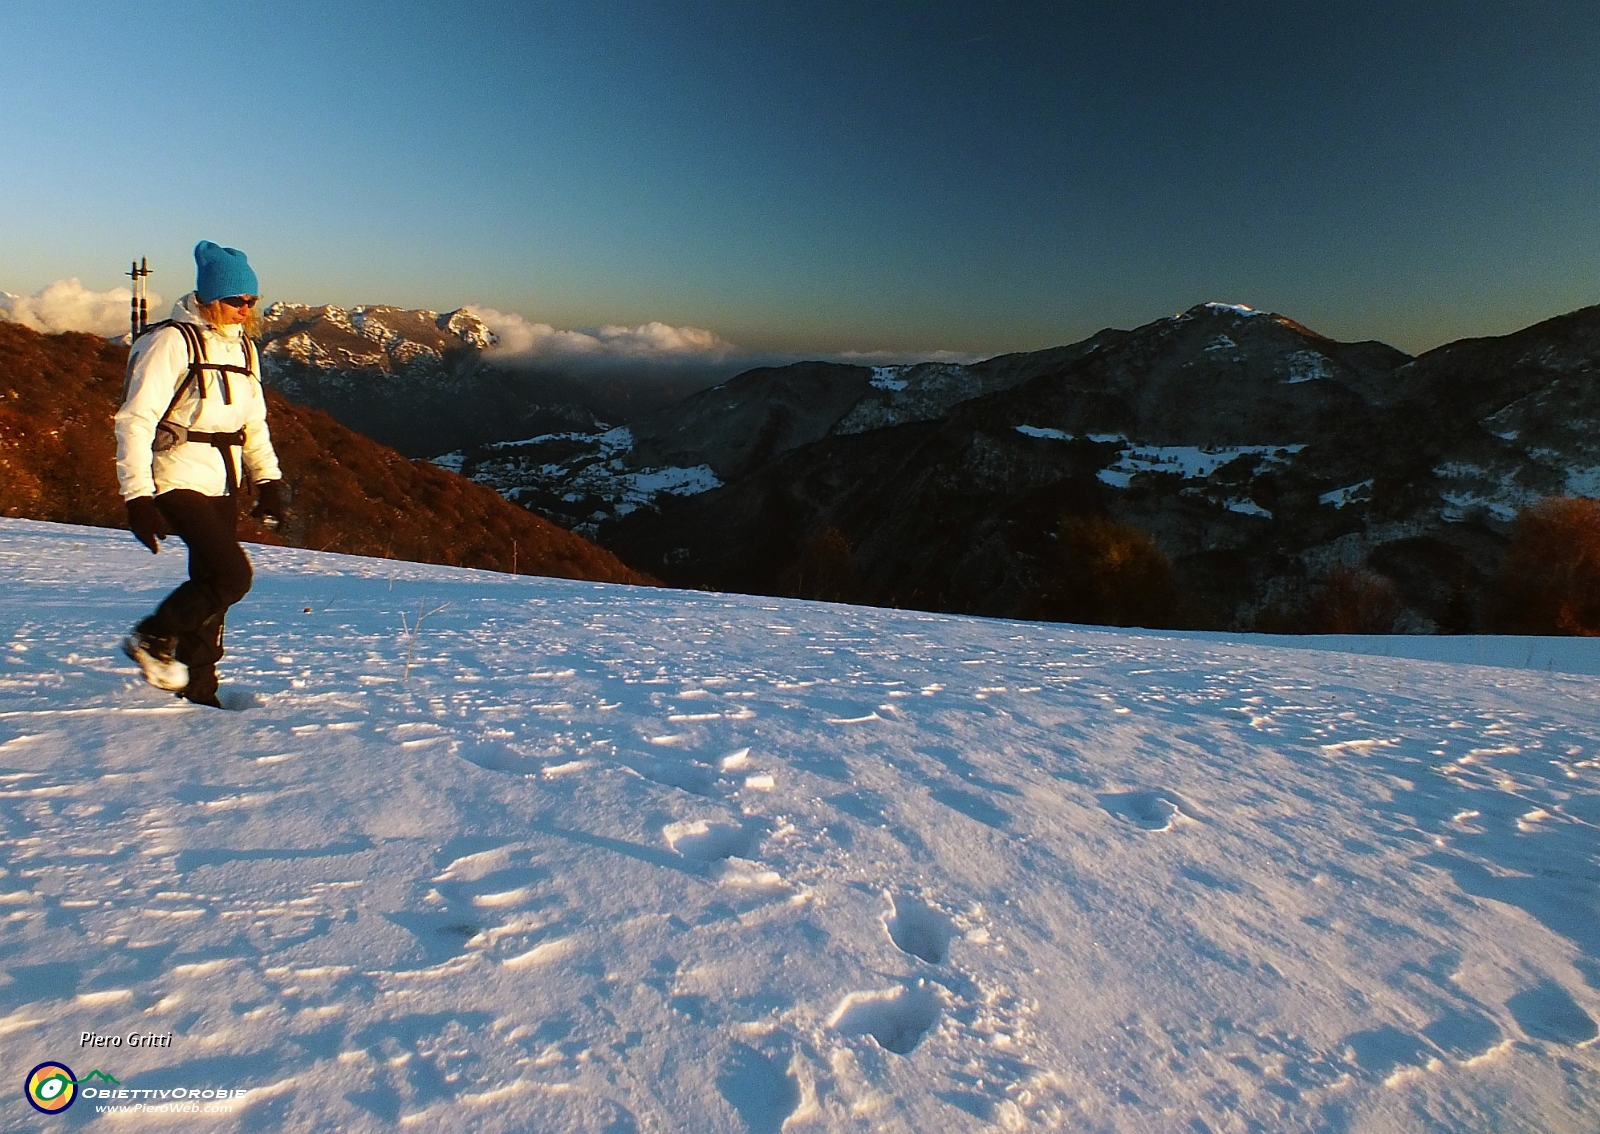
[529,300,1599,629]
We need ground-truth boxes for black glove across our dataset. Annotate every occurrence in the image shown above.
[251,481,287,528]
[126,497,170,554]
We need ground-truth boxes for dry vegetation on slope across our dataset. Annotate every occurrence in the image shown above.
[0,322,653,586]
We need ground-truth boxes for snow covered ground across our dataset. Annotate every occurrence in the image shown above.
[2,516,1597,1133]
[1009,428,1304,496]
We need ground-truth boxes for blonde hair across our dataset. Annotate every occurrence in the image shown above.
[196,296,262,342]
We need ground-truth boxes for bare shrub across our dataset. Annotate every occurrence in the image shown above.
[1486,497,1600,635]
[1307,566,1402,633]
[1029,513,1177,627]
[783,525,859,604]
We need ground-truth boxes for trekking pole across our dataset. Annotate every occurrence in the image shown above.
[126,257,152,337]
[127,260,139,339]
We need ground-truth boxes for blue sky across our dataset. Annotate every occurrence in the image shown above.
[3,1,1598,356]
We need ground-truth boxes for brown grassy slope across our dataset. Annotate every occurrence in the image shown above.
[0,322,653,585]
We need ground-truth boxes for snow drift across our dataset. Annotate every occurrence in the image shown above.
[0,517,1596,1132]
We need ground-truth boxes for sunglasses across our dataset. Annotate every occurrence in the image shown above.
[218,295,258,309]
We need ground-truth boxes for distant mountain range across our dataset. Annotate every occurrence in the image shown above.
[259,303,718,457]
[255,298,1600,631]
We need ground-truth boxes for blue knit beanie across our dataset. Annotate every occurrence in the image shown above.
[193,241,259,303]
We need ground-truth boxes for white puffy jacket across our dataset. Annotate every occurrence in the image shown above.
[114,293,283,500]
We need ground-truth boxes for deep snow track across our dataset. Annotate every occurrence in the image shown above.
[0,518,1597,1132]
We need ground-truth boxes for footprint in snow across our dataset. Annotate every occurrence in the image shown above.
[217,687,261,711]
[624,755,719,797]
[389,842,561,964]
[716,1042,800,1134]
[1507,980,1599,1046]
[1340,1025,1433,1079]
[828,981,943,1055]
[452,739,538,776]
[883,892,956,964]
[1421,1010,1503,1059]
[1099,790,1199,831]
[664,818,760,862]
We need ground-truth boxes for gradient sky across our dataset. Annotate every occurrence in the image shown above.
[3,0,1598,357]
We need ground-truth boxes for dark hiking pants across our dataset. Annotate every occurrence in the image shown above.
[137,490,252,704]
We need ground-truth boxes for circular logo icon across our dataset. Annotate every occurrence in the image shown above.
[25,1061,77,1114]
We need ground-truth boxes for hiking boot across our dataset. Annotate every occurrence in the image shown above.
[121,632,189,691]
[180,669,222,709]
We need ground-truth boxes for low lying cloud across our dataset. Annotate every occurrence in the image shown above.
[0,278,162,337]
[463,305,988,377]
[464,306,736,367]
[830,347,986,366]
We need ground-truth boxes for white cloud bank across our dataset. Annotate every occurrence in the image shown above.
[463,305,984,372]
[0,278,162,337]
[464,305,736,367]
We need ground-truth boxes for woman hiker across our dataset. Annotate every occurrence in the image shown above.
[115,241,286,707]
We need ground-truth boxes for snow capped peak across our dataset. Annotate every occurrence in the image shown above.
[442,308,496,350]
[348,306,402,346]
[1167,302,1270,328]
[320,304,354,332]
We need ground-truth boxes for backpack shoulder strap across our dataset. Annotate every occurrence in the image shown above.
[126,321,205,427]
[174,320,205,360]
[120,321,188,404]
[168,322,208,414]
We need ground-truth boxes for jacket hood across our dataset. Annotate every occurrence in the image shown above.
[169,292,242,339]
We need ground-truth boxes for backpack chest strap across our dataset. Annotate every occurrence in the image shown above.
[171,322,255,405]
